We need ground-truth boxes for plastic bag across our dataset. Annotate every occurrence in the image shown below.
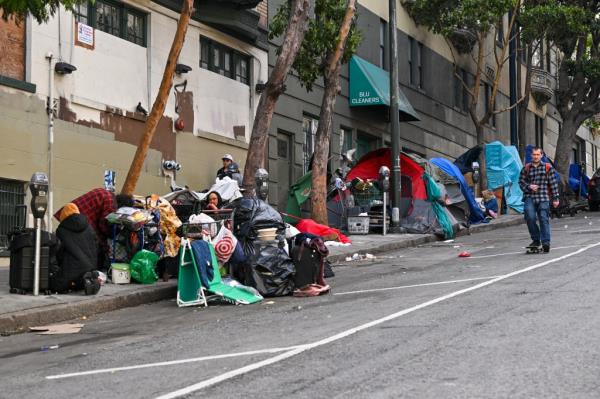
[129,250,159,284]
[245,243,295,297]
[214,226,238,263]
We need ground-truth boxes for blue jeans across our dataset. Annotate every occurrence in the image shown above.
[524,198,551,244]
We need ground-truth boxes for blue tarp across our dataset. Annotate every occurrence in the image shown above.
[485,141,524,213]
[430,157,487,224]
[569,164,589,197]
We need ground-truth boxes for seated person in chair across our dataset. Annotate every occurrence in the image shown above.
[203,191,223,211]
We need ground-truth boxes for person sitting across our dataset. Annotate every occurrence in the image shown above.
[203,191,223,211]
[51,203,101,295]
[216,154,235,180]
[54,188,133,270]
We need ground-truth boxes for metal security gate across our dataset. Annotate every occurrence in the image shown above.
[0,179,27,253]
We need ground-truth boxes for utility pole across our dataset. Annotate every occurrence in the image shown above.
[389,0,402,230]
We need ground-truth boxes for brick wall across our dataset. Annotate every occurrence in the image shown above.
[257,0,268,28]
[0,14,25,81]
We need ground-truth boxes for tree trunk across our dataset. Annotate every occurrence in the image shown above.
[242,0,311,195]
[311,73,339,225]
[310,0,356,225]
[554,118,578,184]
[517,44,533,159]
[121,0,194,196]
[475,124,487,196]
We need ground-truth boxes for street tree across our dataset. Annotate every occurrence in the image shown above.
[242,0,311,193]
[121,0,194,195]
[520,1,600,182]
[0,0,85,23]
[271,0,360,224]
[404,0,524,190]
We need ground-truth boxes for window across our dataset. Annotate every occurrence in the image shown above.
[535,116,544,148]
[532,40,544,69]
[453,68,469,112]
[496,18,504,47]
[408,37,423,89]
[484,83,496,127]
[592,145,598,172]
[200,37,251,85]
[73,1,147,47]
[379,19,387,69]
[341,127,354,155]
[302,115,319,173]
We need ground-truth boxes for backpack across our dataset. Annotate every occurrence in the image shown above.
[524,162,554,198]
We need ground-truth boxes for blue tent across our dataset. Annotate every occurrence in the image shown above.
[430,157,487,224]
[485,141,524,213]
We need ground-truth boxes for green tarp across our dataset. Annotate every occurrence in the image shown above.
[349,55,420,122]
[285,172,312,224]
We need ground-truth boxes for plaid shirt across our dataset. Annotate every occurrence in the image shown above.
[519,162,560,203]
[54,188,115,241]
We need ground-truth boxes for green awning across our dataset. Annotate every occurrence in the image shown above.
[349,55,420,122]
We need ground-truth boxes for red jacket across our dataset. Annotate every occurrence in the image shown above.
[54,188,115,242]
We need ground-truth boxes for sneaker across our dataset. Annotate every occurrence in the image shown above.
[529,240,541,248]
[542,243,550,253]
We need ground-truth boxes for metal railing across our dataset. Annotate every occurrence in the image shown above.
[0,180,27,252]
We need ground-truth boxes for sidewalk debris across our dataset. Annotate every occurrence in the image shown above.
[30,323,84,335]
[40,345,60,351]
[345,253,376,261]
[458,251,471,258]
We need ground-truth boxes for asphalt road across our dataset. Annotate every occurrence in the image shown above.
[1,212,600,399]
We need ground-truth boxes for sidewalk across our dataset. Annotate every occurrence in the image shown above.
[0,215,524,334]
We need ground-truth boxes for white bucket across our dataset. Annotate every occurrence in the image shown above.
[257,227,277,241]
[111,263,131,284]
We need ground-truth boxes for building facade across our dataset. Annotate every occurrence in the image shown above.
[0,0,268,247]
[266,0,600,210]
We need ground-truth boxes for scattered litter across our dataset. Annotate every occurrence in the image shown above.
[98,272,108,285]
[485,246,495,249]
[564,225,568,229]
[30,323,84,335]
[358,212,368,216]
[40,345,60,352]
[589,222,593,226]
[458,251,471,258]
[585,216,588,219]
[453,245,461,249]
[265,301,275,305]
[444,239,455,243]
[81,316,87,320]
[346,253,377,261]
[325,241,351,247]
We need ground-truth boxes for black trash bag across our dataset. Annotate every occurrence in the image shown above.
[228,197,286,243]
[245,243,295,297]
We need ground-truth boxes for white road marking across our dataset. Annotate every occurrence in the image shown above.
[467,245,584,259]
[155,241,600,399]
[333,276,501,296]
[45,346,303,380]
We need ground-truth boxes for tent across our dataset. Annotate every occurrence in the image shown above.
[485,141,524,213]
[430,158,487,224]
[454,145,483,174]
[345,148,460,238]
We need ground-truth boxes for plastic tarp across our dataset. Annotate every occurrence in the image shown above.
[162,177,242,203]
[569,164,589,197]
[454,145,483,174]
[485,141,524,213]
[430,158,487,224]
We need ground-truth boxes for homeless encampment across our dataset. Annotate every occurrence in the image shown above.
[345,148,460,238]
[485,141,524,213]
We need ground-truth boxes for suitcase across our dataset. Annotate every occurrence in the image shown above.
[291,245,320,289]
[8,228,55,294]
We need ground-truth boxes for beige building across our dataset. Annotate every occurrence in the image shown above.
[0,0,268,247]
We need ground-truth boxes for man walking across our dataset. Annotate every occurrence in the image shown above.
[518,147,560,252]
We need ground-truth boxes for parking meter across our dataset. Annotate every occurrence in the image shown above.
[255,168,269,201]
[472,162,480,184]
[30,172,49,219]
[29,172,48,296]
[378,166,390,236]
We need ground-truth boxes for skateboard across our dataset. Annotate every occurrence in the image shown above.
[525,245,543,254]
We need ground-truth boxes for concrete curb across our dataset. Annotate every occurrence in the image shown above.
[0,217,524,335]
[0,283,176,335]
[328,216,525,263]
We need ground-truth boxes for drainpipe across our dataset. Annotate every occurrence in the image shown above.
[46,53,54,231]
[389,0,402,231]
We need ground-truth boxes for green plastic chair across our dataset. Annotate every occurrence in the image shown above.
[176,239,207,307]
